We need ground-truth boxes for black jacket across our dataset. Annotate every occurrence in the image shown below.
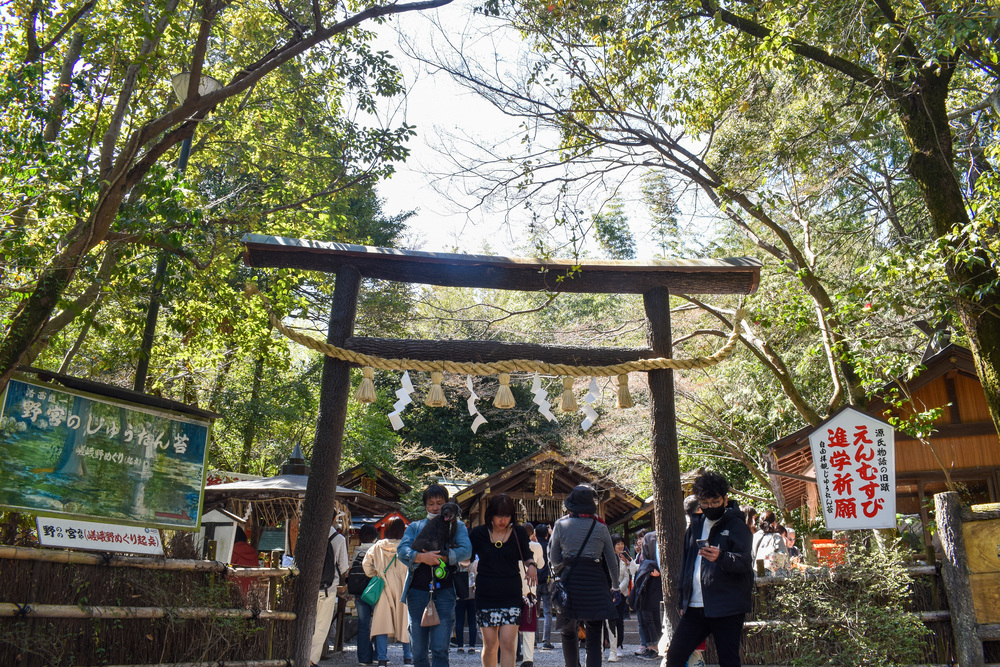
[629,558,662,612]
[677,501,753,617]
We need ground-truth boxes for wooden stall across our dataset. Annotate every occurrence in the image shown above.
[452,446,650,529]
[339,464,411,505]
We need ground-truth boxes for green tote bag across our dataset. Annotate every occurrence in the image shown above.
[361,554,396,606]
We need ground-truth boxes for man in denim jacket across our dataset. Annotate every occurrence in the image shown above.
[397,485,472,667]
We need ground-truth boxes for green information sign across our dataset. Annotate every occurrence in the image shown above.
[0,377,210,529]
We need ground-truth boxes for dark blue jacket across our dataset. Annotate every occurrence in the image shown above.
[677,501,753,617]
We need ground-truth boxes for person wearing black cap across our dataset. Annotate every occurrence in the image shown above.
[548,485,618,667]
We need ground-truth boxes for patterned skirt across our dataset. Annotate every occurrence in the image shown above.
[477,606,521,627]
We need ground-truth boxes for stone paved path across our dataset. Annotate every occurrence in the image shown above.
[318,616,666,667]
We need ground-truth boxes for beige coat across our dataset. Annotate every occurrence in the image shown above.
[362,538,409,642]
[521,540,545,596]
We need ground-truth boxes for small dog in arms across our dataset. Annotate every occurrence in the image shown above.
[411,502,461,552]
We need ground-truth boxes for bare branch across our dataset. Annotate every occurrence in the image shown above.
[676,295,822,425]
[260,173,374,215]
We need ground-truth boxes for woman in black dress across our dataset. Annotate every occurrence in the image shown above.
[469,493,537,667]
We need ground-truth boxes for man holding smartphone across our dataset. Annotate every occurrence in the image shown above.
[665,470,753,667]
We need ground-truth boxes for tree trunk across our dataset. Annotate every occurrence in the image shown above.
[896,65,1000,438]
[239,338,269,474]
[291,266,362,667]
[0,187,126,393]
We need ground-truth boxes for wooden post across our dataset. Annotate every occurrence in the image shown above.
[643,286,684,641]
[935,491,984,667]
[918,481,936,563]
[292,266,362,667]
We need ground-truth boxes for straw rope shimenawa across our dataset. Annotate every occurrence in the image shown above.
[247,284,746,376]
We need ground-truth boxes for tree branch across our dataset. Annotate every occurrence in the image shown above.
[100,0,182,179]
[698,0,891,94]
[30,0,97,62]
[43,33,84,142]
[677,295,823,425]
[24,0,41,62]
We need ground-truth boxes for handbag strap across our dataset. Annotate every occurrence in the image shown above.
[561,518,597,583]
[378,554,397,578]
[512,526,529,575]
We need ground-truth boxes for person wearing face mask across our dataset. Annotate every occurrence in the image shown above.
[665,471,752,667]
[398,485,473,667]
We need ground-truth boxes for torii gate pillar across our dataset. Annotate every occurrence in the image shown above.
[645,286,685,641]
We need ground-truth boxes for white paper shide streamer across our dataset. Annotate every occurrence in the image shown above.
[466,375,488,433]
[387,371,414,431]
[581,378,601,431]
[531,373,556,422]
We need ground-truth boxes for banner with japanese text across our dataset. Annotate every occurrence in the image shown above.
[0,377,210,529]
[35,516,165,555]
[809,406,896,530]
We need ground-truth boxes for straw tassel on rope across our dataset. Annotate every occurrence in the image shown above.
[560,377,578,412]
[425,371,447,407]
[355,366,377,404]
[616,373,634,408]
[493,373,516,409]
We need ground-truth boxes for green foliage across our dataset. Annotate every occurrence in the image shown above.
[389,373,563,475]
[0,0,436,482]
[763,533,932,666]
[592,200,636,259]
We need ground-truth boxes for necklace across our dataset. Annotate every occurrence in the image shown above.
[490,526,510,548]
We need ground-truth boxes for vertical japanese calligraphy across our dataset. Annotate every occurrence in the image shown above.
[0,377,210,529]
[808,407,896,530]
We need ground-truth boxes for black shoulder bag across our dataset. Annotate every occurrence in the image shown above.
[550,518,597,616]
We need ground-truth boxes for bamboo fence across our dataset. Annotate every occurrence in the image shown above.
[0,546,298,666]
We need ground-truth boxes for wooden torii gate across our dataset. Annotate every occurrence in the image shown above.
[241,234,761,666]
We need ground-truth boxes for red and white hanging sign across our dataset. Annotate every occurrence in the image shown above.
[809,406,896,530]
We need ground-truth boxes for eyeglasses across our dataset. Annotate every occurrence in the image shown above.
[698,497,725,509]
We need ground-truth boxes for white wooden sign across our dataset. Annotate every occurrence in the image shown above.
[809,406,896,530]
[36,516,164,555]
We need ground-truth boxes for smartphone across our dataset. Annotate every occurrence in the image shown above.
[696,539,710,549]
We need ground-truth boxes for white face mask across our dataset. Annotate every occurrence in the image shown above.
[426,512,439,519]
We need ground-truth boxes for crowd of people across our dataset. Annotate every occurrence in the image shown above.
[297,471,804,667]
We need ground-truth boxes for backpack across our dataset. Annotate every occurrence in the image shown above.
[537,538,550,584]
[320,533,340,588]
[346,549,372,596]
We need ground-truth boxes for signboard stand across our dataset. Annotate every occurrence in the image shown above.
[0,375,212,530]
[808,406,896,531]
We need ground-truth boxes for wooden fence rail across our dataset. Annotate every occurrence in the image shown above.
[0,603,296,621]
[0,545,294,578]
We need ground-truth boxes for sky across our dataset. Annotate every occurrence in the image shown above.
[366,2,712,261]
[370,4,531,255]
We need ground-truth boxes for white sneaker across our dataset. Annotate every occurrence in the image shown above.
[608,648,620,662]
